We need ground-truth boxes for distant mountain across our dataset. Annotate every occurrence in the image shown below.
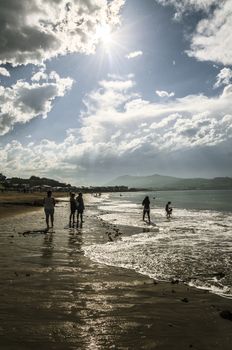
[107,174,232,190]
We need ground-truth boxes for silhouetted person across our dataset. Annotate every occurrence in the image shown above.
[165,201,172,218]
[76,192,85,225]
[69,193,76,227]
[43,190,55,229]
[142,196,151,224]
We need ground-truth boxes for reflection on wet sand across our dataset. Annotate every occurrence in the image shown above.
[41,233,54,263]
[0,200,232,350]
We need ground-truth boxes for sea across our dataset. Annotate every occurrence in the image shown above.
[84,190,232,298]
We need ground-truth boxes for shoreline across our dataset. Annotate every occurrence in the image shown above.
[0,195,232,349]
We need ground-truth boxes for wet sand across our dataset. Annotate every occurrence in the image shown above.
[0,197,232,349]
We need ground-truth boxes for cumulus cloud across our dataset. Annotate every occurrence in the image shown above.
[31,70,48,82]
[126,50,143,59]
[0,67,10,77]
[156,0,220,16]
[214,67,232,88]
[0,0,125,66]
[187,0,232,65]
[1,76,232,182]
[156,90,175,98]
[156,1,232,66]
[0,71,73,135]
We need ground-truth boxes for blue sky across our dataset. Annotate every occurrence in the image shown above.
[0,0,232,185]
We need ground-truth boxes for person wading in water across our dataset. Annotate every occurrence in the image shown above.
[142,196,151,224]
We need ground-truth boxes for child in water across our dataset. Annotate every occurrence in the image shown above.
[165,201,172,218]
[142,196,151,224]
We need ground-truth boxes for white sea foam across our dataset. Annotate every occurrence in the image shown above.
[84,193,232,298]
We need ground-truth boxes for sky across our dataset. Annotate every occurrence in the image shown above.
[0,0,232,185]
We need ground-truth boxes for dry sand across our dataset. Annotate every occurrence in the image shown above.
[0,194,232,349]
[0,191,67,219]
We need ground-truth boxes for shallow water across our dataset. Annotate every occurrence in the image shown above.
[84,191,232,298]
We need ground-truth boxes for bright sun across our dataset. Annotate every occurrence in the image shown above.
[95,23,113,48]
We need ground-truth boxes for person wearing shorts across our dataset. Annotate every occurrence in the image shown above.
[43,190,55,229]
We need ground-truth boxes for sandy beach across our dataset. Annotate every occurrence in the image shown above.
[0,192,67,219]
[0,194,232,349]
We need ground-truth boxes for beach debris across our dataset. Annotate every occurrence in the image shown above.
[181,297,189,303]
[171,278,179,284]
[108,235,113,242]
[220,310,232,321]
[215,272,225,280]
[18,228,49,235]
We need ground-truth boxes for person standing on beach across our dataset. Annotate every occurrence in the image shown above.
[76,192,85,225]
[69,193,77,226]
[43,190,55,229]
[142,196,151,224]
[165,201,172,218]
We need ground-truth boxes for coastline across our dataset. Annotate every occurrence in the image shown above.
[0,194,232,349]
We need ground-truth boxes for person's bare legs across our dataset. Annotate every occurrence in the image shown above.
[45,214,49,229]
[147,211,151,224]
[51,213,54,228]
[69,213,75,226]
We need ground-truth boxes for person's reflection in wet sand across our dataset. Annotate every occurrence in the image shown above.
[41,233,54,264]
[68,227,83,258]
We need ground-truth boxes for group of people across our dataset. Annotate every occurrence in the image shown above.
[142,196,173,224]
[69,192,85,226]
[43,190,85,229]
[43,191,172,230]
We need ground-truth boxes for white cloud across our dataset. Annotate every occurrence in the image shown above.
[0,67,10,77]
[156,1,232,66]
[31,70,48,82]
[0,71,73,135]
[157,0,219,16]
[0,0,125,66]
[214,67,232,88]
[186,1,232,65]
[156,90,175,98]
[126,50,143,59]
[1,76,232,182]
